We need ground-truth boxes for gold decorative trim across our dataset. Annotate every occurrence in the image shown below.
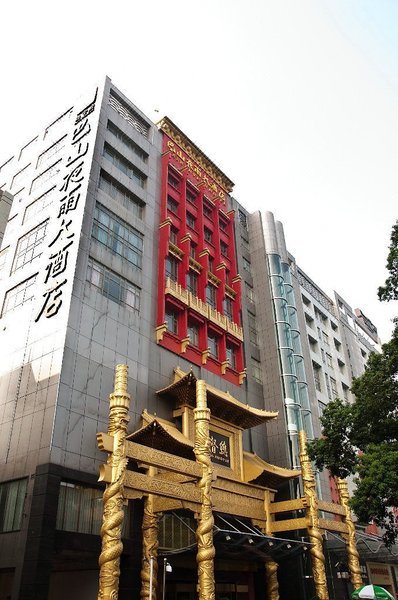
[169,242,184,259]
[215,262,226,272]
[265,559,279,600]
[140,471,159,600]
[159,217,172,229]
[299,430,329,600]
[232,275,242,283]
[225,284,236,299]
[158,117,234,193]
[208,272,221,286]
[181,233,192,243]
[181,337,190,353]
[97,365,130,600]
[194,380,215,600]
[221,360,229,375]
[199,249,210,258]
[189,257,202,273]
[337,478,363,589]
[201,349,210,364]
[156,323,167,343]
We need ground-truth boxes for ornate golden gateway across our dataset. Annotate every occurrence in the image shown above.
[96,366,364,600]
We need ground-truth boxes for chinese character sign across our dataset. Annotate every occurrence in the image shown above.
[35,89,99,323]
[209,431,230,467]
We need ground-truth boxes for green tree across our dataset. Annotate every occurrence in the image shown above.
[308,221,398,545]
[378,221,398,302]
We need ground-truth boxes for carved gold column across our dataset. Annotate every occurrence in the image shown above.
[265,559,279,600]
[194,379,215,600]
[141,468,159,600]
[97,364,130,600]
[336,478,362,589]
[299,430,329,600]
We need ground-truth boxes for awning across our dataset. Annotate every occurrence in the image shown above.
[325,531,398,564]
[159,511,310,561]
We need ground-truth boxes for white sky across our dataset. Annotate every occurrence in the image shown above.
[1,0,397,342]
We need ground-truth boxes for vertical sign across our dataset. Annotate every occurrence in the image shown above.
[35,88,99,323]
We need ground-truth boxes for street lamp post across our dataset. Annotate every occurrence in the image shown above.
[162,558,172,600]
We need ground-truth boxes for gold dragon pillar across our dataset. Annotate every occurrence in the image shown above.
[141,468,159,600]
[194,379,215,600]
[299,430,329,600]
[265,558,279,600]
[336,478,362,590]
[97,364,130,600]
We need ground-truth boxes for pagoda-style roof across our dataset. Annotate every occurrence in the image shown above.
[243,451,300,489]
[126,410,194,461]
[156,368,278,430]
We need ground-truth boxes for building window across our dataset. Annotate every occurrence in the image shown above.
[109,91,150,138]
[12,220,48,273]
[238,209,247,229]
[226,344,236,369]
[186,186,197,204]
[167,195,179,214]
[187,213,196,229]
[187,319,199,347]
[190,243,197,259]
[246,283,255,303]
[99,171,145,219]
[187,270,198,295]
[206,284,217,309]
[203,202,213,219]
[242,257,251,274]
[325,374,332,400]
[223,297,233,321]
[165,256,178,282]
[165,306,178,335]
[2,274,37,317]
[219,218,228,232]
[330,377,338,398]
[313,362,322,392]
[44,108,73,139]
[204,227,213,243]
[56,482,103,535]
[37,135,67,169]
[220,241,228,257]
[0,478,27,533]
[31,160,62,194]
[241,236,250,253]
[87,258,140,312]
[170,227,178,245]
[251,358,262,383]
[322,332,330,346]
[326,353,333,368]
[0,247,9,277]
[107,121,148,162]
[103,143,146,189]
[92,204,144,269]
[19,137,38,162]
[168,169,180,190]
[23,186,56,223]
[342,383,349,401]
[207,331,219,359]
[248,312,258,346]
[208,256,214,273]
[11,164,30,190]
